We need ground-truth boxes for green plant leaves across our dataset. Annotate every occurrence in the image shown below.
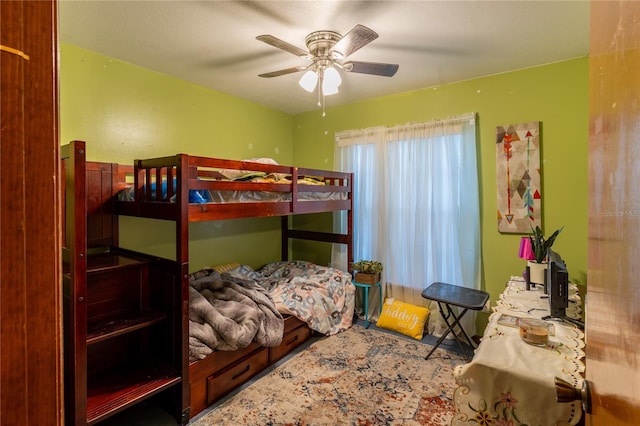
[349,260,383,274]
[529,226,564,263]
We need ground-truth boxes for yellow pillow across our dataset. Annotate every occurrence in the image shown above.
[376,298,430,340]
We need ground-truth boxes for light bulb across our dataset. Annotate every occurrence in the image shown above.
[298,70,318,92]
[322,66,341,96]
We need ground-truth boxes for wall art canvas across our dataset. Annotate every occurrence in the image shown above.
[496,121,541,233]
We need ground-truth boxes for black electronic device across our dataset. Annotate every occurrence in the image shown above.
[542,250,585,328]
[546,253,569,318]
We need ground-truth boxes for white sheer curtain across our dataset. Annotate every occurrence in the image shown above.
[333,113,481,337]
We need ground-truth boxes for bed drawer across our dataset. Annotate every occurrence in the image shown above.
[206,347,268,405]
[269,323,312,363]
[283,315,307,333]
[190,342,261,382]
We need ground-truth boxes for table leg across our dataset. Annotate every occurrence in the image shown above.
[448,306,478,351]
[424,303,473,360]
[363,285,370,328]
[440,303,473,357]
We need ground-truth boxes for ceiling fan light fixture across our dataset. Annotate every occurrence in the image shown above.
[257,24,396,112]
[322,66,341,96]
[298,69,318,92]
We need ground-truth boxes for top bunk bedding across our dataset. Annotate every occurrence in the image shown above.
[114,154,352,221]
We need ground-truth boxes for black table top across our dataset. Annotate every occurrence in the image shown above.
[421,282,489,310]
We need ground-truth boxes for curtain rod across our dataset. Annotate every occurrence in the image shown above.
[336,112,476,140]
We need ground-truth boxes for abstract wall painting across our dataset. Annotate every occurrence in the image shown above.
[496,121,541,233]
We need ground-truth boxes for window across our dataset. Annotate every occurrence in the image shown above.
[334,113,481,336]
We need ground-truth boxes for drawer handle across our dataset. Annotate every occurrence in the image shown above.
[231,364,251,381]
[286,335,299,345]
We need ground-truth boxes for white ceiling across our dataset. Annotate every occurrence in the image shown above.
[59,1,590,115]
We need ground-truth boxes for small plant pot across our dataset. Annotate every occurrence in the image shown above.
[527,261,547,286]
[354,272,381,285]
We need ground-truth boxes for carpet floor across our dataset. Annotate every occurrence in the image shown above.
[191,324,468,425]
[97,320,470,425]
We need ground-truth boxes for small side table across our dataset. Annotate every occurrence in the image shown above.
[421,282,489,360]
[352,280,383,328]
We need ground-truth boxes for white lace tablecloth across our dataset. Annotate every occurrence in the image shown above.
[451,276,585,426]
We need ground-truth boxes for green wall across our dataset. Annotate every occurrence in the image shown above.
[60,43,589,318]
[60,43,294,270]
[292,58,589,313]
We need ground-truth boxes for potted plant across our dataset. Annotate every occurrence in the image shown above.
[527,225,563,286]
[350,260,383,285]
[529,225,564,263]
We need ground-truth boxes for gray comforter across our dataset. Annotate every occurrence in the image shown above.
[188,269,284,361]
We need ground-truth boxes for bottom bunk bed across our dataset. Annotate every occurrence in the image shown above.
[187,260,355,419]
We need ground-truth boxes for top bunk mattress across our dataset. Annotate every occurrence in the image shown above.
[117,175,348,204]
[116,155,351,205]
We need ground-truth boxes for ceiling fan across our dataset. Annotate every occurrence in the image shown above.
[256,24,399,99]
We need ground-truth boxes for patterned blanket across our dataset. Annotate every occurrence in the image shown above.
[228,261,355,336]
[188,269,284,361]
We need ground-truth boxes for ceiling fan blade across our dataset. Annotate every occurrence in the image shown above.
[256,35,309,58]
[343,61,399,77]
[258,66,307,78]
[331,24,378,58]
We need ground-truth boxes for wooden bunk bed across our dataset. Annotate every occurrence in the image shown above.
[62,140,354,424]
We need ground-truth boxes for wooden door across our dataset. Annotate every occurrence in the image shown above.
[0,1,62,425]
[587,0,640,423]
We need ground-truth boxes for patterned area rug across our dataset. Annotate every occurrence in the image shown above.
[192,325,467,425]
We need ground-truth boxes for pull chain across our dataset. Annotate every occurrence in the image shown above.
[317,73,326,117]
[322,92,326,117]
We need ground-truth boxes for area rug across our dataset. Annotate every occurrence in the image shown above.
[192,325,467,425]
